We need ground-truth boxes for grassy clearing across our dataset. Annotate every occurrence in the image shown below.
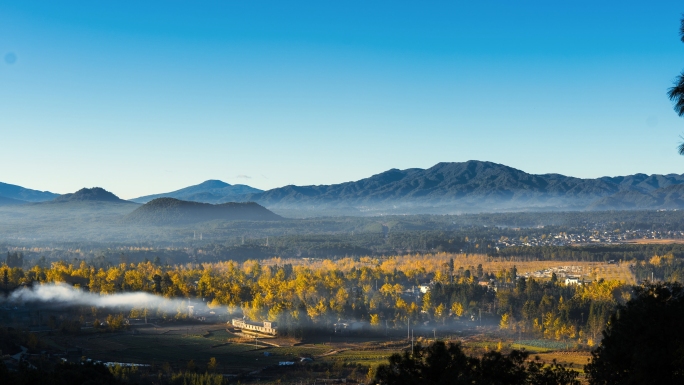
[535,351,592,372]
[509,343,553,353]
[318,349,394,367]
[462,338,579,354]
[513,339,575,351]
[269,345,330,357]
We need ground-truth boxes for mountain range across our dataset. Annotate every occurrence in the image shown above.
[131,180,262,204]
[6,161,684,214]
[0,186,282,231]
[230,161,684,214]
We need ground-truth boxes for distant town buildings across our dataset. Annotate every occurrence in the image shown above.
[495,229,684,249]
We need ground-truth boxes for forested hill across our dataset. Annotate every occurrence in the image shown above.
[131,180,263,204]
[588,184,684,210]
[124,198,283,224]
[51,187,133,204]
[237,161,684,214]
[0,181,58,203]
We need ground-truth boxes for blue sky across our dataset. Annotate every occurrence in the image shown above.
[2,1,684,199]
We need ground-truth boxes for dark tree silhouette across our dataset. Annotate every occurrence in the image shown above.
[585,282,684,385]
[0,361,121,385]
[372,341,579,385]
[668,16,684,154]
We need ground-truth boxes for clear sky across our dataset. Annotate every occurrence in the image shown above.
[2,1,684,199]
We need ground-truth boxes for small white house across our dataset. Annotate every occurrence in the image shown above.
[565,276,581,285]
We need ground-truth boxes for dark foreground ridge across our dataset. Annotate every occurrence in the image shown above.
[125,197,283,224]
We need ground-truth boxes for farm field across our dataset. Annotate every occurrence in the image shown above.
[36,321,597,384]
[44,324,332,372]
[44,324,416,367]
[535,351,592,372]
[510,339,572,352]
[462,336,578,354]
[623,238,684,244]
[317,348,394,368]
[457,335,592,374]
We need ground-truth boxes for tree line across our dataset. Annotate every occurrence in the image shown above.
[0,252,638,344]
[492,244,684,262]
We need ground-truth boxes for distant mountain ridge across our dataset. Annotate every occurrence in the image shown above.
[51,187,133,204]
[0,181,58,204]
[235,161,684,214]
[131,180,262,204]
[8,161,684,215]
[125,198,282,224]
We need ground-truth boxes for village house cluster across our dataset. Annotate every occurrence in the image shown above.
[495,229,684,248]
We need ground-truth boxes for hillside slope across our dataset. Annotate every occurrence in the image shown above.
[0,195,26,206]
[125,198,282,224]
[0,181,59,202]
[589,184,684,210]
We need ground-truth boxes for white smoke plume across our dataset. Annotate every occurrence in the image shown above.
[7,283,199,312]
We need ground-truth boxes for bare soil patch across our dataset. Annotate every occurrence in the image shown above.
[622,238,684,244]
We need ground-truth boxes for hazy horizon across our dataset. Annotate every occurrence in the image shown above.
[7,159,684,200]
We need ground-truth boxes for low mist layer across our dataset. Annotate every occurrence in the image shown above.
[6,283,200,313]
